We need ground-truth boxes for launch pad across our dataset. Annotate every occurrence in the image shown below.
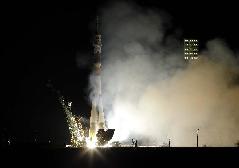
[96,129,115,146]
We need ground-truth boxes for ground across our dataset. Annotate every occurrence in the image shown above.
[1,146,238,167]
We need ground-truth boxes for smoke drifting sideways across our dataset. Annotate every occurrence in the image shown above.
[89,2,239,146]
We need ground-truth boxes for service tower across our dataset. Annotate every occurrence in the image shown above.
[89,16,106,141]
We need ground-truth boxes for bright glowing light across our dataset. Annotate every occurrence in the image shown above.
[86,137,97,149]
[107,113,130,141]
[87,142,96,149]
[59,96,86,147]
[107,101,142,142]
[68,102,72,107]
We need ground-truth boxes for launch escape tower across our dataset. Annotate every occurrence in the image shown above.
[184,39,199,60]
[89,16,106,141]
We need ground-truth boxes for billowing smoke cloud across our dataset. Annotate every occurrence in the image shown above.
[97,2,239,146]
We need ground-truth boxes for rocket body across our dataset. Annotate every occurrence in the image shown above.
[89,22,106,140]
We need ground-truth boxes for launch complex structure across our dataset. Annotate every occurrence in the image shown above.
[48,17,199,148]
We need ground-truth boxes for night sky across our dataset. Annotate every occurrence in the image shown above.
[1,0,238,144]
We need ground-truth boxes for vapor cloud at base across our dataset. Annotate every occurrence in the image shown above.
[95,2,239,146]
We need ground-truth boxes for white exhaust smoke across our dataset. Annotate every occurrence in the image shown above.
[95,2,239,146]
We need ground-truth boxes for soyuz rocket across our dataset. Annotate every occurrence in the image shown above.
[89,16,106,140]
